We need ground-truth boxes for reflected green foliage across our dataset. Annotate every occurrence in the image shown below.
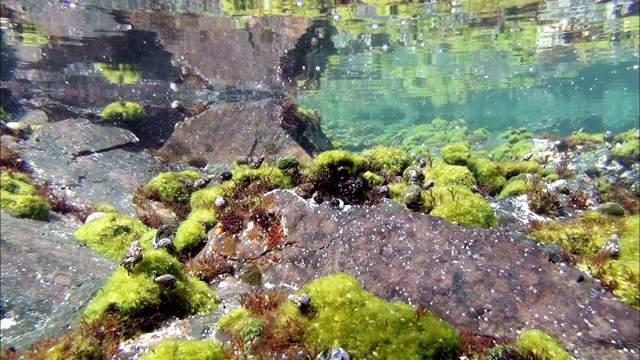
[96,63,142,85]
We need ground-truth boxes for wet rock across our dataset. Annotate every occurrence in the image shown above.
[0,212,115,352]
[16,118,169,216]
[160,99,332,164]
[316,348,350,360]
[402,184,423,211]
[154,274,178,290]
[255,190,639,360]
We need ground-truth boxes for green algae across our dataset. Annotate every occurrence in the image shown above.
[514,329,573,360]
[173,208,218,252]
[425,159,477,188]
[361,145,413,175]
[140,339,226,360]
[498,178,529,199]
[309,150,368,181]
[101,101,145,122]
[428,185,498,228]
[277,273,461,359]
[147,170,203,203]
[467,157,506,194]
[529,212,639,309]
[73,212,152,260]
[0,171,51,220]
[85,249,218,321]
[441,141,471,166]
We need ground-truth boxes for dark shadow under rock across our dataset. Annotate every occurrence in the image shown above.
[245,190,640,360]
[0,212,115,351]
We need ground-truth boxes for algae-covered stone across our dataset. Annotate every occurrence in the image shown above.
[174,208,218,252]
[498,179,529,199]
[441,141,471,166]
[278,273,461,359]
[402,184,424,211]
[147,170,203,203]
[0,172,51,220]
[468,157,506,194]
[514,329,573,360]
[309,150,368,182]
[139,339,225,360]
[73,212,150,260]
[429,186,498,228]
[610,138,639,167]
[85,249,218,321]
[596,202,626,217]
[101,101,145,122]
[361,145,412,175]
[425,160,476,188]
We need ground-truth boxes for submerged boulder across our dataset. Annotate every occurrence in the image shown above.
[246,190,640,360]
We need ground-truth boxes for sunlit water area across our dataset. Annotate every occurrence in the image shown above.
[0,0,638,150]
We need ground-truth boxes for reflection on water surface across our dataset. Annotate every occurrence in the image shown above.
[0,0,638,149]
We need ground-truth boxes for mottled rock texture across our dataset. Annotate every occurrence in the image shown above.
[159,99,333,164]
[219,190,638,360]
[0,212,115,351]
[15,117,169,216]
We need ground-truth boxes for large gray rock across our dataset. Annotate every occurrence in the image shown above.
[160,99,333,164]
[15,118,169,216]
[214,190,638,360]
[0,212,115,351]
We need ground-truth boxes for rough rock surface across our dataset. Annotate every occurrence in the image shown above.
[232,190,639,360]
[0,212,115,351]
[160,99,333,164]
[13,117,169,216]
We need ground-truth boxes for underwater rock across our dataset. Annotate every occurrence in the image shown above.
[214,196,227,208]
[316,348,350,360]
[596,202,626,216]
[154,274,178,290]
[256,190,639,360]
[288,293,313,315]
[0,212,115,352]
[159,99,331,165]
[402,184,423,211]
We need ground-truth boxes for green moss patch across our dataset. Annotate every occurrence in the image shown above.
[361,145,412,175]
[147,170,203,203]
[529,212,639,309]
[101,101,145,122]
[85,249,218,321]
[73,212,151,260]
[140,339,225,360]
[441,141,471,166]
[428,186,498,228]
[278,273,461,359]
[425,160,476,188]
[0,172,51,220]
[174,208,218,252]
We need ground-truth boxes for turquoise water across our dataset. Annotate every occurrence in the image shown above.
[296,2,640,149]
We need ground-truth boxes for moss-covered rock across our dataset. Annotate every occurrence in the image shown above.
[361,145,412,175]
[498,178,529,199]
[73,212,151,260]
[610,138,639,167]
[513,329,573,360]
[429,186,498,228]
[85,249,218,321]
[0,172,51,220]
[596,202,626,217]
[441,141,471,166]
[425,160,476,188]
[190,184,229,210]
[233,165,294,189]
[101,101,145,122]
[139,339,225,360]
[278,273,461,359]
[529,212,639,308]
[147,170,203,203]
[174,209,218,252]
[491,139,533,162]
[362,171,385,186]
[467,157,506,194]
[501,160,541,179]
[309,150,368,182]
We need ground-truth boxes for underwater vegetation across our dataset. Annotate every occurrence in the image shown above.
[0,171,51,221]
[101,101,146,122]
[217,273,462,359]
[529,211,640,309]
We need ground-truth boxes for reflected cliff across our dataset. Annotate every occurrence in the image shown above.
[0,0,638,148]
